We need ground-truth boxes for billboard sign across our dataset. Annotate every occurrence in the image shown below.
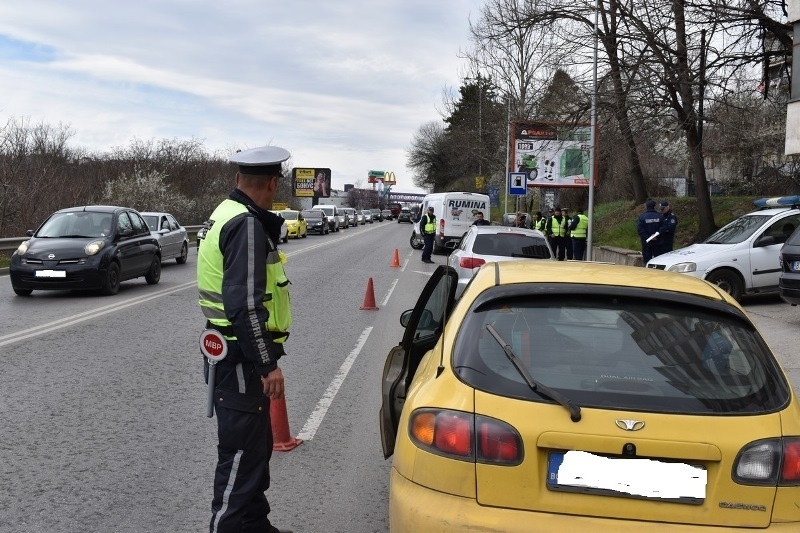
[293,167,331,199]
[511,121,595,188]
[367,170,396,184]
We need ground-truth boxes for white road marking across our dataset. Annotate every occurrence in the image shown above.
[296,326,373,442]
[380,279,398,307]
[0,281,197,347]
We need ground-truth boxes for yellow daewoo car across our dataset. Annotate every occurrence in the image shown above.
[276,209,307,239]
[379,262,800,531]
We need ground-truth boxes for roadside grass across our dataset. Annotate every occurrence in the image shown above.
[591,196,761,251]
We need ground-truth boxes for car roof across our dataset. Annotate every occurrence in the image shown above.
[469,226,545,236]
[743,207,797,217]
[467,261,732,303]
[57,205,130,214]
[139,211,172,216]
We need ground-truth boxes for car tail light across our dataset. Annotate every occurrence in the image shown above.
[459,257,486,269]
[782,440,800,482]
[477,416,522,464]
[734,438,800,485]
[409,409,523,465]
[438,218,445,238]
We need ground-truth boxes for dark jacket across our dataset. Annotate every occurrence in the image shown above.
[213,189,286,374]
[637,208,662,243]
[659,210,678,249]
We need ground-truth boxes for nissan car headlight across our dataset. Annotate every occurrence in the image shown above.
[668,262,697,273]
[15,240,29,255]
[84,240,105,256]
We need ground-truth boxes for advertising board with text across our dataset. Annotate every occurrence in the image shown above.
[292,168,331,199]
[510,121,597,188]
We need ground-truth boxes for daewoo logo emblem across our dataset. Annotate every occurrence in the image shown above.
[47,254,55,259]
[615,419,645,431]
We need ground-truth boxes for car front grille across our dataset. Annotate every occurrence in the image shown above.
[647,264,666,270]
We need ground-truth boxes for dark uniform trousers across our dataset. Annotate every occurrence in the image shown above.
[207,342,276,533]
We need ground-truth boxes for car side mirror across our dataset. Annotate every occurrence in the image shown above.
[755,234,777,247]
[400,309,413,328]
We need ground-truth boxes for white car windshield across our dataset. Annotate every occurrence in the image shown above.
[704,214,771,244]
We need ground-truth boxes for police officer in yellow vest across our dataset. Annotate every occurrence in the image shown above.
[568,207,590,260]
[197,146,293,533]
[545,206,569,261]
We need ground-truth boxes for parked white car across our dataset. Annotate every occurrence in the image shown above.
[646,196,800,301]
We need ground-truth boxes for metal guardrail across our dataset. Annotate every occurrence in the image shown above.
[0,225,205,253]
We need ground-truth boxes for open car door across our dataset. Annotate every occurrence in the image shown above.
[379,265,458,459]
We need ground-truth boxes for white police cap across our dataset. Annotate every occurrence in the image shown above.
[230,145,290,175]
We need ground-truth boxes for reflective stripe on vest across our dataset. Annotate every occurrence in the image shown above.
[197,199,292,342]
[572,214,589,238]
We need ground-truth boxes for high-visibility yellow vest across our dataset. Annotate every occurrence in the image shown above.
[572,214,589,238]
[423,213,436,234]
[551,216,568,237]
[197,199,291,342]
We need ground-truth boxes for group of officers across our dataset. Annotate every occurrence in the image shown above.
[508,206,590,261]
[637,199,678,264]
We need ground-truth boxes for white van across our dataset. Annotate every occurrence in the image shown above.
[312,204,340,232]
[414,192,491,254]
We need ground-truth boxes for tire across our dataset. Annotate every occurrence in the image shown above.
[302,229,307,238]
[176,242,188,264]
[706,269,743,301]
[13,287,33,296]
[145,257,162,285]
[101,262,121,295]
[410,232,424,250]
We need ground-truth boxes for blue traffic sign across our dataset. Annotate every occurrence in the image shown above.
[509,172,527,196]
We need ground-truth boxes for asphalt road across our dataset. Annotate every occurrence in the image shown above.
[0,220,797,533]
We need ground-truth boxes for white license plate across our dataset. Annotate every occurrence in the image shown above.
[548,450,706,501]
[35,270,66,278]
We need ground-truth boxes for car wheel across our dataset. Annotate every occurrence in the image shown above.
[176,242,188,264]
[706,268,743,301]
[410,232,424,250]
[302,230,307,238]
[101,262,121,295]
[13,287,33,296]
[145,257,162,285]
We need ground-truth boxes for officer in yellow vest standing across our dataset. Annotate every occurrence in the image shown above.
[545,206,569,261]
[197,146,293,533]
[568,207,590,260]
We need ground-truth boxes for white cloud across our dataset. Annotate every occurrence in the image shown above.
[0,0,485,192]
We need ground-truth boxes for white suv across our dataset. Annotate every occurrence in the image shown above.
[646,196,800,301]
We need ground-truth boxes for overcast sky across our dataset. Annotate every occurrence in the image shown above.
[0,1,485,193]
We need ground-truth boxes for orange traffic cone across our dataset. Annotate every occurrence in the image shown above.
[360,277,379,310]
[390,248,401,268]
[271,395,302,452]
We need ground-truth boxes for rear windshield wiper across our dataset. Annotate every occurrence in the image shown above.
[486,324,582,422]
